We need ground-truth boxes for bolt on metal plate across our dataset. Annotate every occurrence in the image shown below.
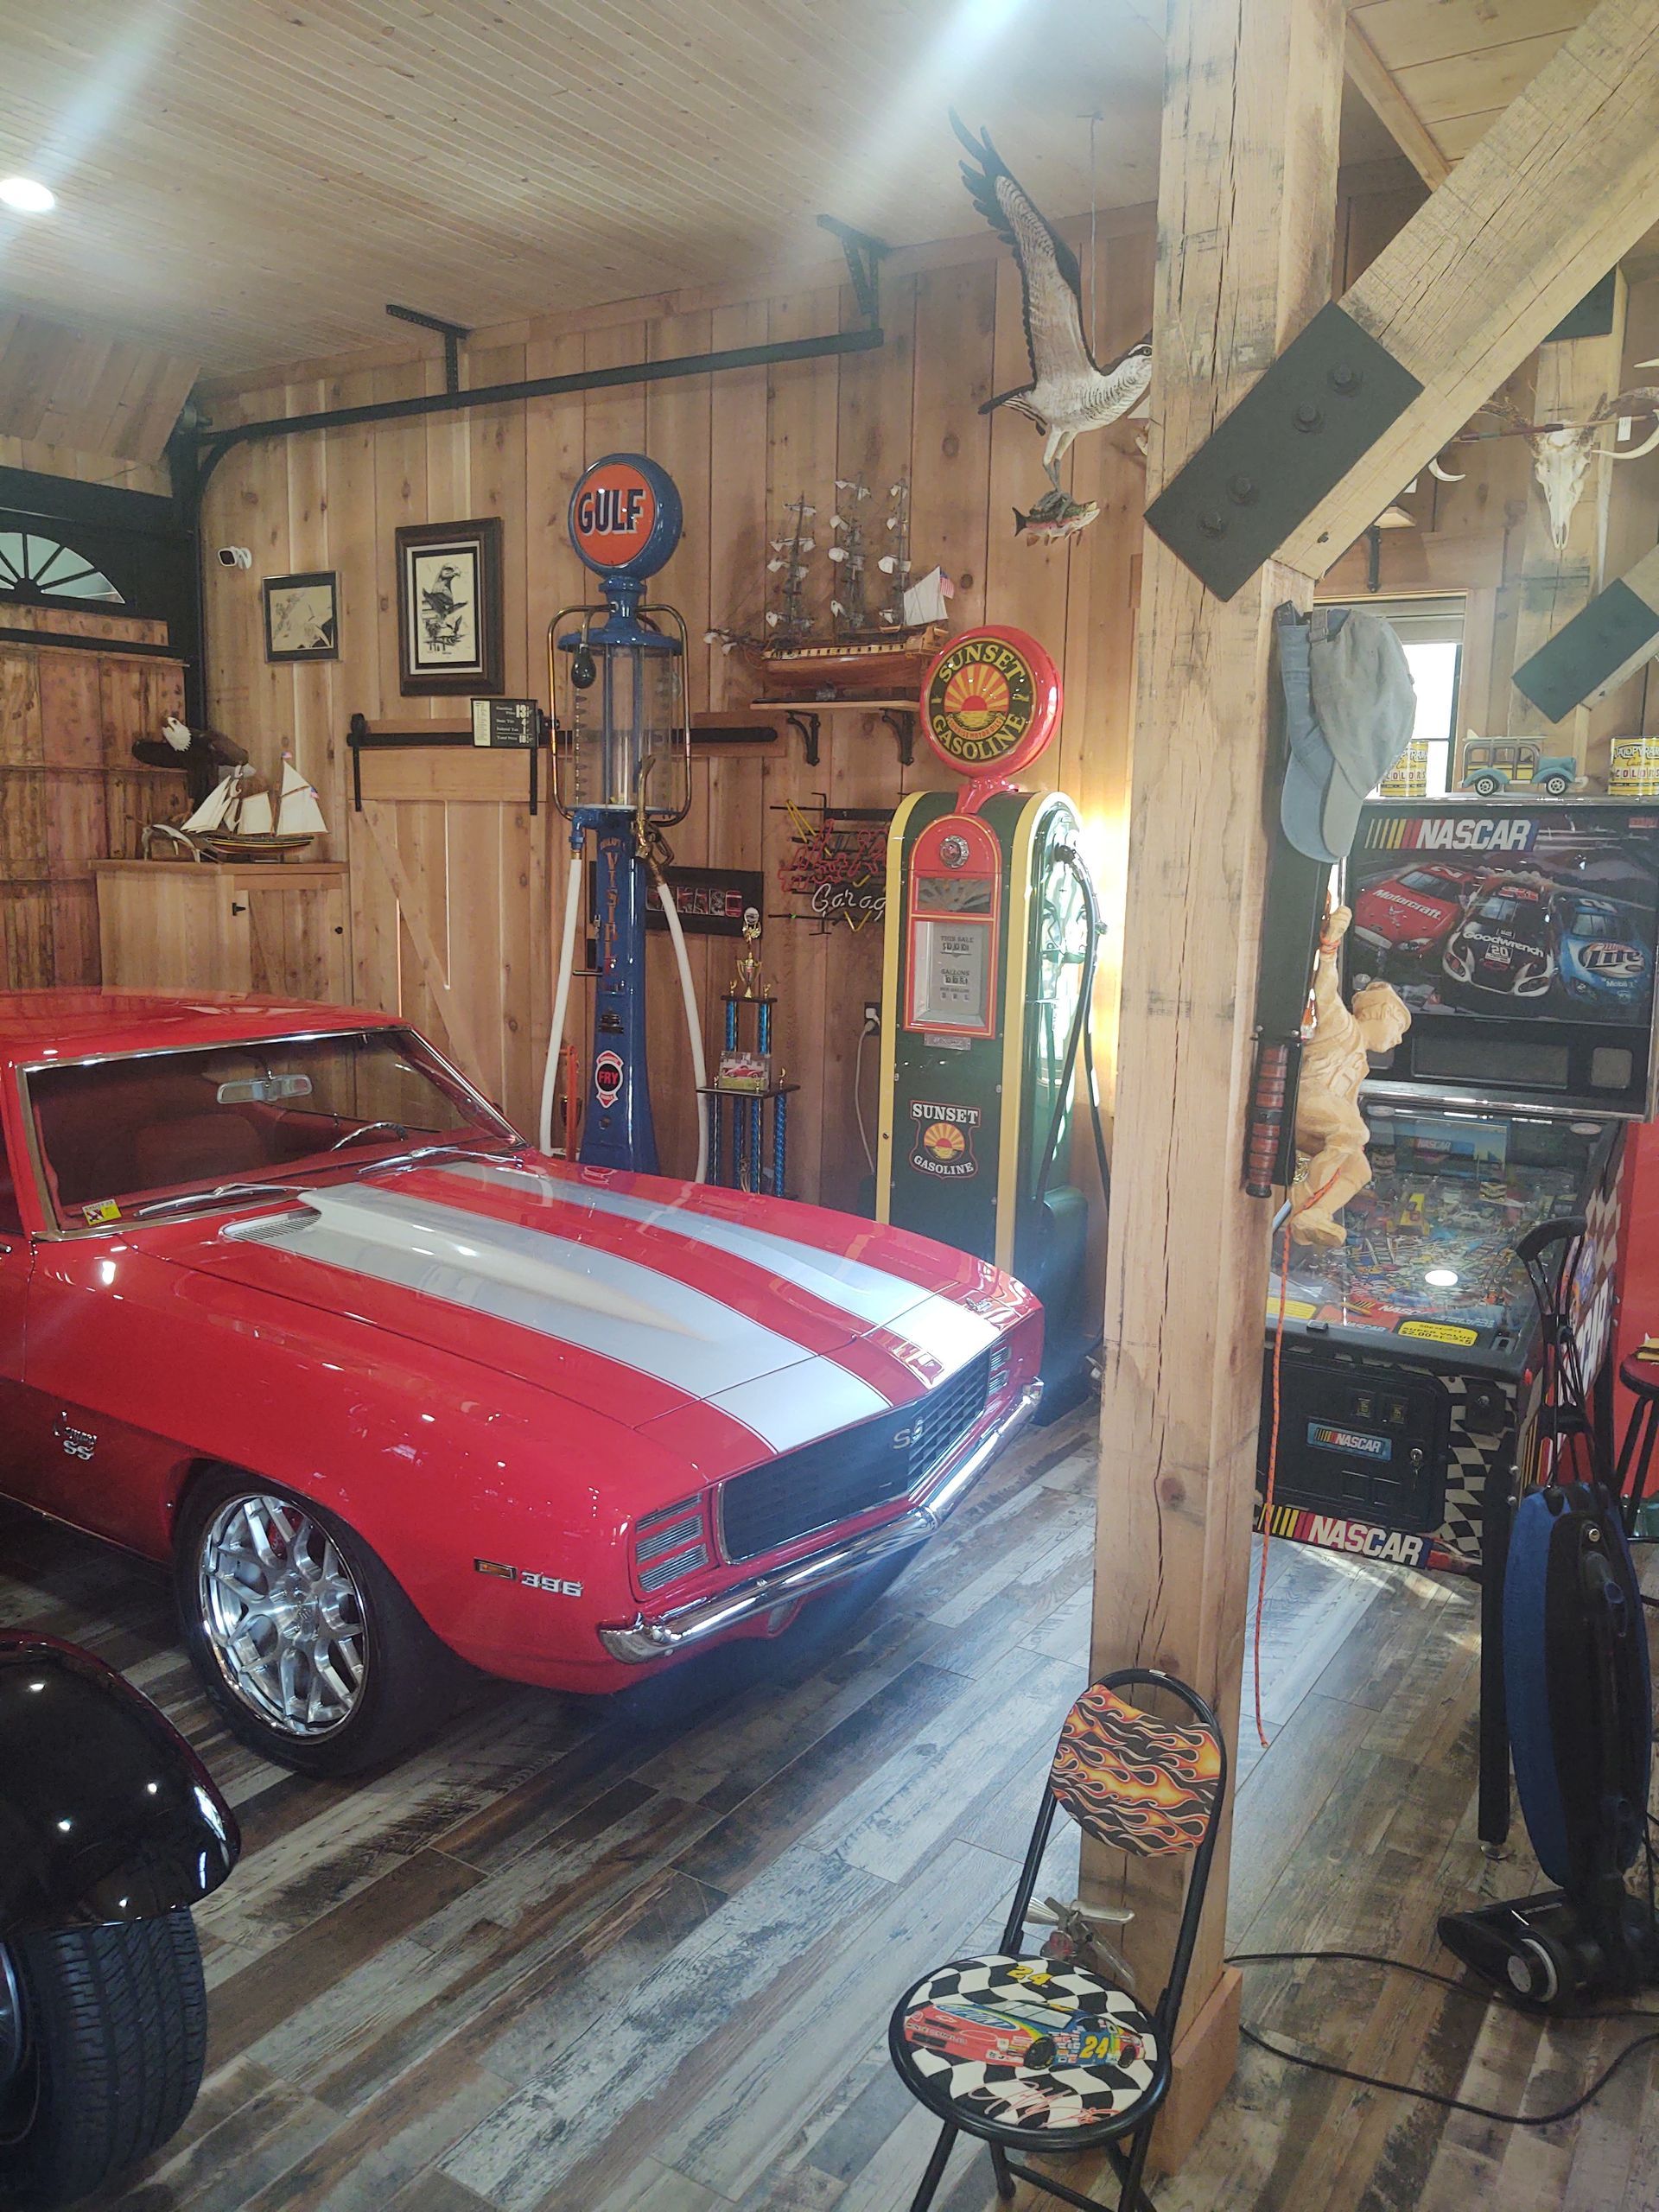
[1144,302,1423,601]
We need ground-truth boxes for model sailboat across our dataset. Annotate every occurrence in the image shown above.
[181,758,327,861]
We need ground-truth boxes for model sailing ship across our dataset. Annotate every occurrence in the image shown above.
[707,477,953,699]
[180,757,328,861]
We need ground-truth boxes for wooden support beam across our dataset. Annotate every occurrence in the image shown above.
[1344,8,1451,190]
[1088,0,1347,2165]
[1504,270,1629,774]
[1280,0,1659,577]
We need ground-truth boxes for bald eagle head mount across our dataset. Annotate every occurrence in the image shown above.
[950,111,1150,541]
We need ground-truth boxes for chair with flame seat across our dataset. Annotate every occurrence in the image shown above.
[887,1667,1226,2212]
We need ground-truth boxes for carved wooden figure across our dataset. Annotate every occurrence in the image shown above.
[1290,906,1411,1249]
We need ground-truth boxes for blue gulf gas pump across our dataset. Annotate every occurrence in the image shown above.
[540,454,703,1174]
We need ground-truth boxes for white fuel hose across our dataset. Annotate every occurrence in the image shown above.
[538,842,585,1154]
[655,876,709,1183]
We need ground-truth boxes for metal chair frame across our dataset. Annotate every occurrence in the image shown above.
[1517,1215,1608,1489]
[889,1667,1228,2212]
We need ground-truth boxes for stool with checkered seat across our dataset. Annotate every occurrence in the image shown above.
[887,1668,1226,2212]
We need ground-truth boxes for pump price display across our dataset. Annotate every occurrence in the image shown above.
[911,918,992,1031]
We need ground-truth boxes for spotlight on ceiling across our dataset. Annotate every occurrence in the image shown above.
[0,176,56,213]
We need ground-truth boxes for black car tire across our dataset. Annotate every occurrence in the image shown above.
[1542,775,1570,795]
[1471,773,1500,797]
[0,1912,206,2209]
[174,1471,463,1777]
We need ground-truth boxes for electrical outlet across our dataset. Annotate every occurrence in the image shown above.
[862,1002,881,1029]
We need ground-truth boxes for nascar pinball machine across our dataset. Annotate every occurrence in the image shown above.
[1255,798,1659,1841]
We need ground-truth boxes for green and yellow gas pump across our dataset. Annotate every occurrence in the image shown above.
[877,626,1109,1414]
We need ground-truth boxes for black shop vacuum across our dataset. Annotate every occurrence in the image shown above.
[1439,1478,1659,2009]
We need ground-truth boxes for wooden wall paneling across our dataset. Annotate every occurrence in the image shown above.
[370,360,430,728]
[643,310,715,1181]
[468,339,528,700]
[395,798,452,1065]
[0,436,170,497]
[522,330,587,1140]
[283,377,340,884]
[906,261,996,638]
[984,255,1073,654]
[321,363,401,1016]
[1,609,170,648]
[705,302,770,717]
[0,650,42,766]
[815,274,920,1209]
[701,301,772,1185]
[761,289,842,1203]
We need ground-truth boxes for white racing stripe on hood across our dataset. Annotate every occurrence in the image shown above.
[440,1160,1000,1370]
[258,1184,889,1449]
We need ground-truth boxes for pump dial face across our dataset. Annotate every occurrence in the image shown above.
[569,454,683,581]
[920,626,1061,782]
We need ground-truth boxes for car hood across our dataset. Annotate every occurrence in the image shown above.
[162,1155,1017,1459]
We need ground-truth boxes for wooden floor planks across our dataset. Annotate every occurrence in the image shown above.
[3,1410,1656,2212]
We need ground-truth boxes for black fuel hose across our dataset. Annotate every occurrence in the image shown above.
[1035,847,1111,1214]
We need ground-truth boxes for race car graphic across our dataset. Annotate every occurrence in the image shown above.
[1351,863,1474,967]
[1556,894,1651,1009]
[904,1995,1146,2073]
[1441,879,1556,999]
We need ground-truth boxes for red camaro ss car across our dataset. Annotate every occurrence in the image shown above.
[0,993,1042,1774]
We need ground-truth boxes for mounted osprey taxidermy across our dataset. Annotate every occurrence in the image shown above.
[950,111,1151,543]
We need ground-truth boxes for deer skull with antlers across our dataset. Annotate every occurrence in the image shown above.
[1476,389,1659,553]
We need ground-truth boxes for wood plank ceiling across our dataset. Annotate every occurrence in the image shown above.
[0,0,1170,375]
[1350,0,1592,166]
[0,0,1610,384]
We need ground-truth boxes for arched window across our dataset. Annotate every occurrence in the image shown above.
[0,530,124,604]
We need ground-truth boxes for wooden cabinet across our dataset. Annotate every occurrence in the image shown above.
[94,861,352,1003]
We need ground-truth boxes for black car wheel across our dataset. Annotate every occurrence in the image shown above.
[175,1472,462,1777]
[0,1913,205,2209]
[1471,773,1500,797]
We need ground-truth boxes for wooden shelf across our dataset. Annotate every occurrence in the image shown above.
[749,696,918,768]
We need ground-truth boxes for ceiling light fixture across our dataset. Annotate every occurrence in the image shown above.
[0,176,55,213]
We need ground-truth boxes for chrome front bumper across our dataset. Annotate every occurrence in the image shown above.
[597,1378,1043,1663]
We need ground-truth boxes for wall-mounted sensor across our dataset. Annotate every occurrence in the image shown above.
[216,547,252,569]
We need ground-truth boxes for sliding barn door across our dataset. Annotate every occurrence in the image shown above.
[0,621,187,985]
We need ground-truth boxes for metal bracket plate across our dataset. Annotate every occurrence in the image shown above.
[1144,302,1424,601]
[1511,578,1659,722]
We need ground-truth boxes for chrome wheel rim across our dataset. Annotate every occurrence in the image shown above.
[0,1946,37,2145]
[197,1494,368,1738]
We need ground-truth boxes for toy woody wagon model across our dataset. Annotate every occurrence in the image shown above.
[0,990,1042,1776]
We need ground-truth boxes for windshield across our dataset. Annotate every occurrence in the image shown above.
[26,1027,518,1228]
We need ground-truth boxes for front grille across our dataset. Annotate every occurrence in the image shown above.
[718,1351,991,1565]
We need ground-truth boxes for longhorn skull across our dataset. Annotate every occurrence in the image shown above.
[1470,388,1659,554]
[1532,424,1597,552]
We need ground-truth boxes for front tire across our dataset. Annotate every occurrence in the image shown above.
[175,1473,461,1777]
[0,1913,206,2209]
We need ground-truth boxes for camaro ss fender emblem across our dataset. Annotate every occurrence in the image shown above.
[54,1416,95,1461]
[474,1558,583,1597]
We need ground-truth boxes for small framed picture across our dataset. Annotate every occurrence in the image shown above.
[264,571,338,661]
[395,518,504,696]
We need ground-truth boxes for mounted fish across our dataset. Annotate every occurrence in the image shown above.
[950,111,1150,543]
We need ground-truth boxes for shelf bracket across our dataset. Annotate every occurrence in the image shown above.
[877,707,916,768]
[817,214,891,329]
[784,709,822,768]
